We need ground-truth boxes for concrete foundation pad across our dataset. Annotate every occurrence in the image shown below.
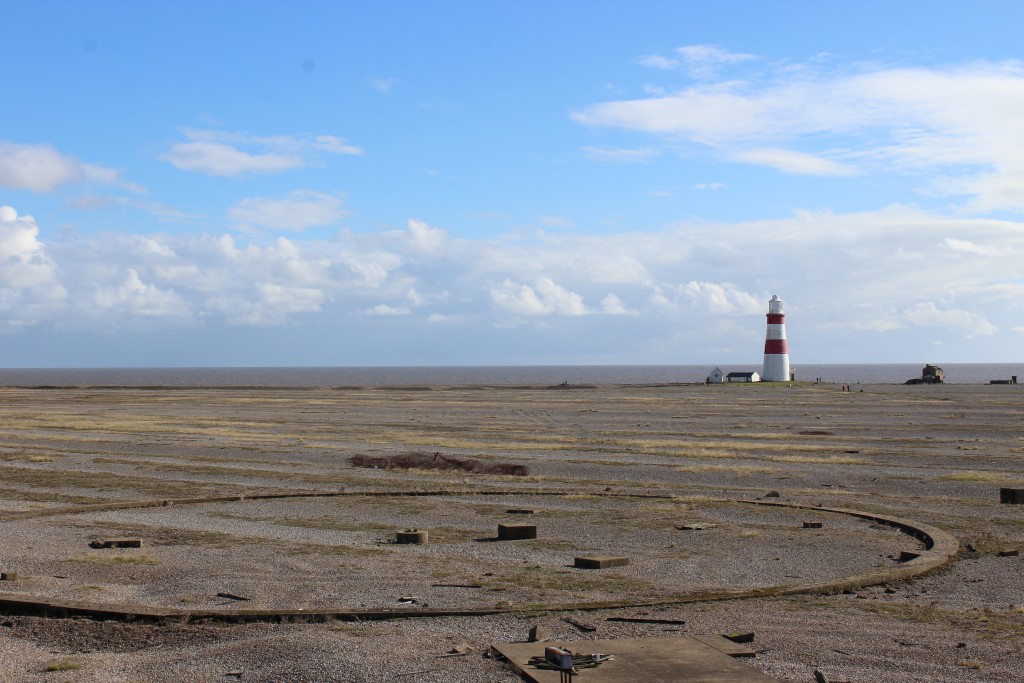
[498,523,537,540]
[575,556,629,569]
[493,636,779,682]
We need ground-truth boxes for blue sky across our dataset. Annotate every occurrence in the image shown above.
[2,1,1024,366]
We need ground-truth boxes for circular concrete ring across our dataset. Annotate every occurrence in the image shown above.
[0,489,958,624]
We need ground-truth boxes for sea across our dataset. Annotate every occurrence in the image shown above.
[0,364,1019,387]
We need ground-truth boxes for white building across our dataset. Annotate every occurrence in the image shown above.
[706,367,726,384]
[727,371,761,383]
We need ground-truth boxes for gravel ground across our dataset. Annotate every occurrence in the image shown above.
[1,383,1023,681]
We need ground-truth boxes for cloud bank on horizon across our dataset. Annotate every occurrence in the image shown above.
[1,3,1021,366]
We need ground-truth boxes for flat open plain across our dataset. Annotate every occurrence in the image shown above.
[0,382,1022,682]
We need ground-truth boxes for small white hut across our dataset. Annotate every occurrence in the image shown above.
[706,367,726,384]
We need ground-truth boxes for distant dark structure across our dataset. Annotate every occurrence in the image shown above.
[905,364,944,385]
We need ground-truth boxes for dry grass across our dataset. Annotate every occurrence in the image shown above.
[70,552,158,565]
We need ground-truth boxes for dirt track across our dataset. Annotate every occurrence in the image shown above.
[0,382,1022,682]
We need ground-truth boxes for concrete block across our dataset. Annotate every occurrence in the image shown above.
[498,524,536,540]
[802,521,823,529]
[528,624,549,642]
[396,529,428,544]
[1000,488,1024,504]
[0,572,17,581]
[89,538,142,549]
[575,556,629,569]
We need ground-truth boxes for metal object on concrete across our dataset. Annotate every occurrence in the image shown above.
[575,556,629,569]
[396,529,429,544]
[498,523,536,540]
[802,521,823,529]
[762,295,791,382]
[494,636,779,682]
[1000,488,1024,504]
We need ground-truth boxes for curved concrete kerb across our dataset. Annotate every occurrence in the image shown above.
[0,489,959,624]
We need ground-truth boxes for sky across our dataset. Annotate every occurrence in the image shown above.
[2,1,1024,367]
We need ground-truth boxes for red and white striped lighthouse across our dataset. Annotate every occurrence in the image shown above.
[762,295,790,382]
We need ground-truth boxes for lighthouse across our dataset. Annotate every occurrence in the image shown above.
[762,295,790,382]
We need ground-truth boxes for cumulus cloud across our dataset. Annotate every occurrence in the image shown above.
[160,129,362,176]
[364,304,410,316]
[599,294,631,315]
[490,278,588,317]
[904,302,998,336]
[0,206,60,289]
[657,281,763,316]
[0,142,136,193]
[92,269,190,318]
[2,200,1022,360]
[406,219,446,253]
[229,191,348,231]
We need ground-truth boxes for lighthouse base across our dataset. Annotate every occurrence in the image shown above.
[762,355,790,382]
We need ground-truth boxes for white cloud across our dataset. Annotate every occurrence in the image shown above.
[0,142,135,193]
[541,216,574,229]
[490,278,588,317]
[600,294,631,315]
[660,281,763,316]
[904,302,998,336]
[0,206,60,289]
[572,60,1024,211]
[2,201,1022,360]
[93,269,190,318]
[369,76,397,93]
[1013,326,1024,334]
[675,45,756,79]
[160,129,362,176]
[161,141,303,176]
[581,146,661,163]
[637,55,679,70]
[229,191,348,231]
[730,148,858,176]
[942,237,1000,256]
[364,304,410,316]
[406,218,446,253]
[694,182,725,191]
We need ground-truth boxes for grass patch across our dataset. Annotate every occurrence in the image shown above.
[942,471,1023,484]
[70,552,158,565]
[765,454,868,465]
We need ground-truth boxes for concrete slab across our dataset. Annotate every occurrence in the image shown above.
[493,636,780,682]
[498,523,537,540]
[575,556,629,569]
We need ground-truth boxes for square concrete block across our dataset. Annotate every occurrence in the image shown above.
[575,556,629,569]
[1000,488,1024,504]
[498,524,537,540]
[396,530,429,544]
